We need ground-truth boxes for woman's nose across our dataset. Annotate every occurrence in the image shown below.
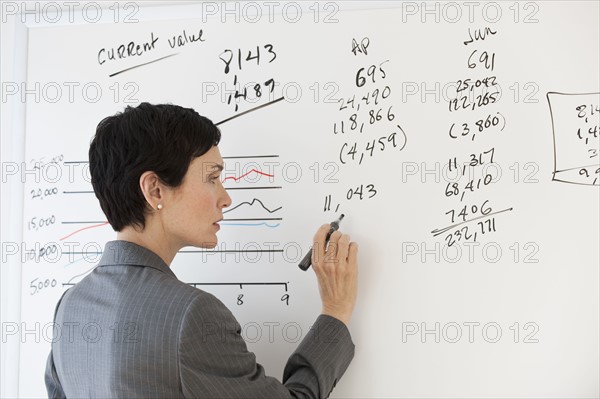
[220,183,232,208]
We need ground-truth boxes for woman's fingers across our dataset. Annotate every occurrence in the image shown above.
[310,224,359,326]
[337,234,351,261]
[312,224,331,268]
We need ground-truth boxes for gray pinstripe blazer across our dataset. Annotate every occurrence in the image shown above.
[44,240,354,398]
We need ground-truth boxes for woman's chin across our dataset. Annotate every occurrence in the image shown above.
[195,238,218,249]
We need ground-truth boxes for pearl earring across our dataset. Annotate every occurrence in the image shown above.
[157,204,163,210]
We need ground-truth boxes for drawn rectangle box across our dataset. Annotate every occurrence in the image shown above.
[547,92,600,186]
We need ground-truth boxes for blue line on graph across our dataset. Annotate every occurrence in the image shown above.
[221,222,280,228]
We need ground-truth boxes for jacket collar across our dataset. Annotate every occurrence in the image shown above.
[97,240,176,278]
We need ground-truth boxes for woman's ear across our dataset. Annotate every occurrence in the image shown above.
[139,171,163,211]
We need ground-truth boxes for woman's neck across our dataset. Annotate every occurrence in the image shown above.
[116,224,180,266]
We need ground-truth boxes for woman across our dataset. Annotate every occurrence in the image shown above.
[45,103,359,398]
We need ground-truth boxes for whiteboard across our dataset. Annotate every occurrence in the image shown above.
[3,1,599,397]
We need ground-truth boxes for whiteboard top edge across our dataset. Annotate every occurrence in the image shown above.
[8,1,407,28]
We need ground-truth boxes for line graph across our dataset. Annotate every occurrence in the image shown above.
[222,168,275,183]
[63,265,96,286]
[59,221,110,241]
[224,198,282,214]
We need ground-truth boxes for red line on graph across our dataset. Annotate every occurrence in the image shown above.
[59,222,110,241]
[222,169,274,183]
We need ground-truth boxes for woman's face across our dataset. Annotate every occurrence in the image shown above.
[162,146,231,249]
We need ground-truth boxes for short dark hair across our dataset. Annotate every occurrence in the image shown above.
[89,102,221,231]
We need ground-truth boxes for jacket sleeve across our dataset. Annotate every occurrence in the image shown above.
[178,293,354,399]
[45,350,66,399]
[44,291,68,399]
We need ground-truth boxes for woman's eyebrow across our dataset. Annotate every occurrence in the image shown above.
[208,163,224,172]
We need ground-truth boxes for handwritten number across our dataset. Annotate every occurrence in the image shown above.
[264,44,276,63]
[219,49,233,74]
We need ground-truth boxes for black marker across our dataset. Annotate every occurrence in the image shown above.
[299,214,345,271]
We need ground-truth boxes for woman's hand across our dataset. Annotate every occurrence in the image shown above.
[311,224,359,326]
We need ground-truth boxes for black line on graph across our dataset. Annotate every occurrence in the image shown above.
[188,282,288,291]
[179,249,284,253]
[431,208,513,237]
[65,156,280,163]
[63,191,94,194]
[109,53,179,77]
[225,186,282,190]
[61,221,107,224]
[63,249,283,256]
[223,155,279,159]
[224,198,282,214]
[215,97,285,126]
